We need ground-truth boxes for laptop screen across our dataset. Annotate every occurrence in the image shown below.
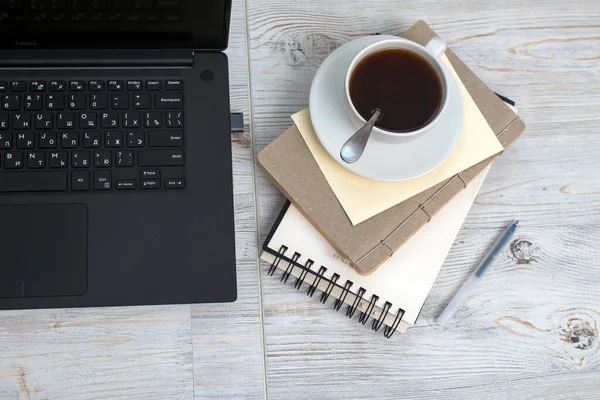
[0,0,231,50]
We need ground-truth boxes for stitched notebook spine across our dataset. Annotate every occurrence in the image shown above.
[267,245,405,338]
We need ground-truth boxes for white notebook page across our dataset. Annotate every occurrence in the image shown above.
[262,166,490,327]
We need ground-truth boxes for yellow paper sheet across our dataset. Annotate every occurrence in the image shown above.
[292,55,503,225]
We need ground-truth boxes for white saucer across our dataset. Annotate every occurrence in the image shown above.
[309,35,464,181]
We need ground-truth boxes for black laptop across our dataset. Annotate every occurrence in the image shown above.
[0,0,237,309]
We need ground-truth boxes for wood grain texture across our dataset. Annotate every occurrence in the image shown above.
[247,0,600,398]
[193,0,267,399]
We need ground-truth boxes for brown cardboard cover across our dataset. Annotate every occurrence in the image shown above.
[258,20,526,275]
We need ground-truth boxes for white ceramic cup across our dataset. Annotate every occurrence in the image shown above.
[344,37,451,138]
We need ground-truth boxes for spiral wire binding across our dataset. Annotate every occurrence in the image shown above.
[358,295,379,325]
[281,252,301,283]
[268,245,288,276]
[307,266,327,297]
[384,308,405,338]
[372,301,392,332]
[320,273,339,304]
[333,280,353,311]
[346,287,366,318]
[267,251,406,338]
[293,259,313,290]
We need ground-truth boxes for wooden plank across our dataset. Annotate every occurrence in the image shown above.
[192,234,265,400]
[247,0,600,397]
[192,0,267,399]
[0,306,194,400]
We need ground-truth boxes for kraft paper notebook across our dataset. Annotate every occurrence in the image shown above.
[258,20,525,275]
[262,166,490,337]
[292,53,503,226]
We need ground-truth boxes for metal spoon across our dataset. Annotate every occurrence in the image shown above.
[340,109,382,164]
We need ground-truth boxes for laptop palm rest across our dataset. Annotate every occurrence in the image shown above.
[0,204,88,298]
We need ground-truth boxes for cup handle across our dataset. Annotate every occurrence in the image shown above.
[425,37,447,58]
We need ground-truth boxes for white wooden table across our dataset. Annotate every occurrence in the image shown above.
[2,1,600,399]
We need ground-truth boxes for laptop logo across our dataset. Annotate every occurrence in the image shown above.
[16,41,40,47]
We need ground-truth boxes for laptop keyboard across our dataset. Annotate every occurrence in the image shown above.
[0,0,183,23]
[0,79,186,193]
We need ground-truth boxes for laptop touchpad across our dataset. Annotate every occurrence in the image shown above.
[0,204,88,298]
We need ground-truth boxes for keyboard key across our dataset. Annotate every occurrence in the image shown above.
[72,151,90,168]
[166,111,183,127]
[104,131,123,147]
[144,111,162,128]
[94,150,112,167]
[127,131,144,147]
[35,112,53,129]
[3,94,20,111]
[50,81,67,92]
[116,150,133,167]
[68,93,86,110]
[39,132,57,149]
[49,151,68,168]
[24,94,43,111]
[108,11,121,21]
[89,80,105,91]
[57,112,76,129]
[127,80,142,91]
[82,131,101,148]
[141,169,160,179]
[13,113,31,130]
[90,0,109,11]
[79,112,97,128]
[141,179,160,189]
[72,171,90,191]
[148,130,183,147]
[133,93,151,109]
[94,170,112,190]
[164,13,181,22]
[116,179,137,190]
[47,94,65,110]
[31,81,47,92]
[69,80,85,91]
[0,113,8,130]
[51,11,66,21]
[90,93,108,110]
[16,132,35,149]
[101,111,119,128]
[0,82,6,92]
[0,132,12,149]
[123,111,141,128]
[60,131,79,148]
[145,80,162,91]
[165,80,183,91]
[3,151,23,169]
[72,0,87,11]
[165,178,185,189]
[111,94,129,109]
[10,81,27,92]
[138,149,184,166]
[0,171,67,192]
[108,80,124,91]
[155,92,182,109]
[27,151,45,169]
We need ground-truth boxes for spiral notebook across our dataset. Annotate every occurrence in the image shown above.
[261,165,490,337]
[257,20,525,276]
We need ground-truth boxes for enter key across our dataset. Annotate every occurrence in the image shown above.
[148,130,184,147]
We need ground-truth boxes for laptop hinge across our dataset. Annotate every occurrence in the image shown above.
[0,50,193,68]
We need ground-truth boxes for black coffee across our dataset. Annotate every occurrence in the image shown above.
[349,48,443,132]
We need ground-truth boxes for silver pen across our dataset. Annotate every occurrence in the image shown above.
[437,220,519,326]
